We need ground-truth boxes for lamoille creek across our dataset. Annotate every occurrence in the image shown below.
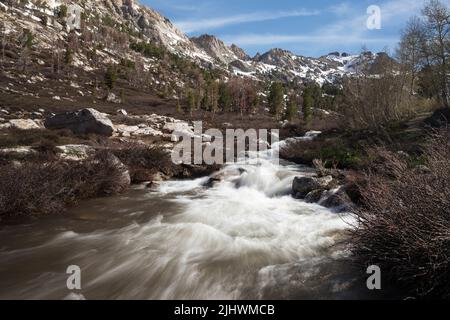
[0,133,373,300]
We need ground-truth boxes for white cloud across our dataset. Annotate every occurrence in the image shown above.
[221,33,398,46]
[221,0,430,50]
[174,9,320,33]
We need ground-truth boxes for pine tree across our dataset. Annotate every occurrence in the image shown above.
[58,5,68,19]
[64,46,73,66]
[302,92,313,125]
[218,82,232,112]
[186,88,196,116]
[104,66,117,91]
[208,81,219,115]
[268,82,285,119]
[285,94,298,122]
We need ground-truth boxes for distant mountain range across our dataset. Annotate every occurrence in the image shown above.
[0,0,391,87]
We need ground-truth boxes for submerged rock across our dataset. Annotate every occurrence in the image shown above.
[320,188,353,212]
[304,189,324,203]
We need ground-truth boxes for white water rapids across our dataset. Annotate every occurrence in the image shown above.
[0,133,365,300]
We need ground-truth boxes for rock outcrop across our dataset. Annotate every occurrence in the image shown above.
[9,119,42,130]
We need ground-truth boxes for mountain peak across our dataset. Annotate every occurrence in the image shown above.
[230,44,250,61]
[191,34,238,64]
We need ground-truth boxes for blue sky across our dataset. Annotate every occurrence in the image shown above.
[142,0,445,57]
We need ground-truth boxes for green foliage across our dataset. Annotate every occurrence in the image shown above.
[104,66,117,91]
[319,145,362,169]
[120,58,135,69]
[186,88,196,114]
[268,82,285,119]
[218,82,232,112]
[302,93,313,124]
[101,14,116,28]
[130,41,166,59]
[285,95,298,121]
[322,82,342,96]
[58,4,68,19]
[21,28,34,49]
[64,47,73,65]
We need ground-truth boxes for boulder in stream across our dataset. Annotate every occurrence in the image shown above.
[292,175,333,198]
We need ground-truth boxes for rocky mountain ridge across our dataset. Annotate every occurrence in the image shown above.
[0,0,387,87]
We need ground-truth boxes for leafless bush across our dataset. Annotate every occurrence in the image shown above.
[0,151,129,219]
[351,132,450,299]
[113,144,172,182]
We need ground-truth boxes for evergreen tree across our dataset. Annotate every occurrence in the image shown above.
[58,5,68,19]
[302,92,314,125]
[104,66,117,91]
[64,46,73,66]
[186,88,196,116]
[218,82,232,112]
[285,94,298,122]
[268,82,285,119]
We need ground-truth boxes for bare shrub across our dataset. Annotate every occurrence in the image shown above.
[0,151,129,219]
[113,144,172,182]
[351,132,450,298]
[0,128,78,148]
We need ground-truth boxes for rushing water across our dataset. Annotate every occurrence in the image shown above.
[0,134,372,300]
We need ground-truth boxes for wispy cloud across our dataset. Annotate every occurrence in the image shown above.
[174,9,320,33]
[222,33,398,46]
[222,0,429,51]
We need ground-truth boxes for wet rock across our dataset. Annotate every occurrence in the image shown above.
[320,189,353,212]
[45,108,114,136]
[176,164,221,180]
[202,171,225,188]
[304,189,324,203]
[292,175,333,198]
